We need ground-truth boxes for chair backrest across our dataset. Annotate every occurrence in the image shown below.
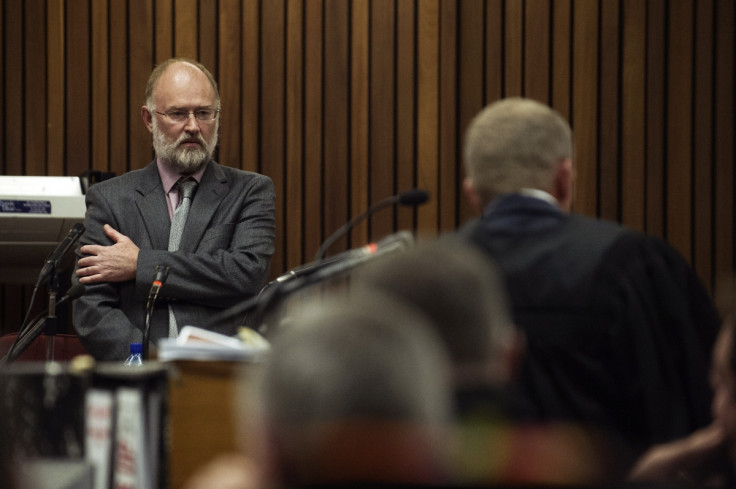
[0,333,89,362]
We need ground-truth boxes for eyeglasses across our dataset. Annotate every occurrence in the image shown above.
[154,108,220,123]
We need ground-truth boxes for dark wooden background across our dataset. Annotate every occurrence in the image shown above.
[1,0,734,334]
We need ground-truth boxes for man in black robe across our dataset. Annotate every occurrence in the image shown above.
[458,97,720,462]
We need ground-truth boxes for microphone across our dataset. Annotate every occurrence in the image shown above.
[278,231,415,284]
[143,265,170,359]
[314,188,429,260]
[37,222,85,286]
[208,231,416,334]
[3,284,86,364]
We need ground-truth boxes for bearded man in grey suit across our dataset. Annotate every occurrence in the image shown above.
[73,58,275,361]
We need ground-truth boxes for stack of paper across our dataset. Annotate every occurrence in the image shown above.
[156,326,270,362]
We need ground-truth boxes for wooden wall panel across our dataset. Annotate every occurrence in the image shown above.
[395,0,417,236]
[666,0,695,260]
[350,0,370,248]
[322,0,350,256]
[417,0,441,236]
[369,0,397,242]
[437,0,458,233]
[109,0,129,176]
[91,0,109,179]
[4,0,23,175]
[551,0,571,120]
[571,0,599,217]
[286,0,306,270]
[693,0,715,291]
[599,0,620,222]
[1,0,734,335]
[621,0,646,232]
[714,0,735,285]
[645,0,666,239]
[261,0,286,275]
[303,0,324,262]
[25,0,47,176]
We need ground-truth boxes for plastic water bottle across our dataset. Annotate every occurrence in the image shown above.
[124,342,144,366]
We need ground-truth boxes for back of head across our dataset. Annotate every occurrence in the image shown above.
[464,97,573,204]
[352,237,516,383]
[253,291,453,485]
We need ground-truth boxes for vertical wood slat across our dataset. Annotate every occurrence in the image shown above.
[645,0,666,239]
[25,0,47,176]
[65,0,91,178]
[241,0,260,174]
[261,0,286,275]
[4,0,24,175]
[455,0,484,228]
[155,0,173,62]
[571,0,599,216]
[109,0,129,175]
[286,0,306,270]
[693,0,715,289]
[621,0,646,232]
[598,0,620,222]
[504,0,524,97]
[666,0,695,260]
[128,0,154,172]
[395,0,417,236]
[2,0,735,338]
[714,0,735,282]
[417,0,441,236]
[303,0,324,261]
[551,0,572,121]
[175,0,199,58]
[524,0,550,103]
[351,0,371,248]
[369,0,396,243]
[91,0,109,178]
[438,0,459,232]
[322,0,350,256]
[198,0,217,70]
[218,0,243,172]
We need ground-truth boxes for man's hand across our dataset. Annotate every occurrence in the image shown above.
[76,224,140,284]
[628,423,728,485]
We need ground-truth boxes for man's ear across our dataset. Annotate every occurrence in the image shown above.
[553,158,574,212]
[463,177,483,215]
[141,105,154,134]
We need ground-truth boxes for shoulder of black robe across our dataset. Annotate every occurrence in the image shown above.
[592,231,720,450]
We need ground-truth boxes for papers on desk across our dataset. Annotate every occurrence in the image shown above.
[156,325,270,362]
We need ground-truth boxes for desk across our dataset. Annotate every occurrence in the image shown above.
[167,360,251,489]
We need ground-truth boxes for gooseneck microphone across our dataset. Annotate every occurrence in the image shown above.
[143,265,170,360]
[37,222,85,287]
[313,188,429,260]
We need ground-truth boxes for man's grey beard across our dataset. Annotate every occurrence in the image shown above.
[152,117,219,174]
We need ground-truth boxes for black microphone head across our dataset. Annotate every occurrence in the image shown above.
[398,189,430,206]
[71,222,85,234]
[66,283,86,300]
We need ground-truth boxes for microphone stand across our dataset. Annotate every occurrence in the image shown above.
[314,196,398,260]
[43,271,62,362]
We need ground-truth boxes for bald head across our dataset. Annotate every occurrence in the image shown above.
[144,57,219,108]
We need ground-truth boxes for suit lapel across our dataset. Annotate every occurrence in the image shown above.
[134,162,171,249]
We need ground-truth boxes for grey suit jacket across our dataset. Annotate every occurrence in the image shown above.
[72,160,276,361]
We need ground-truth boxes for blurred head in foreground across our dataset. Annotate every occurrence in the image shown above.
[242,290,454,487]
[352,237,521,390]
